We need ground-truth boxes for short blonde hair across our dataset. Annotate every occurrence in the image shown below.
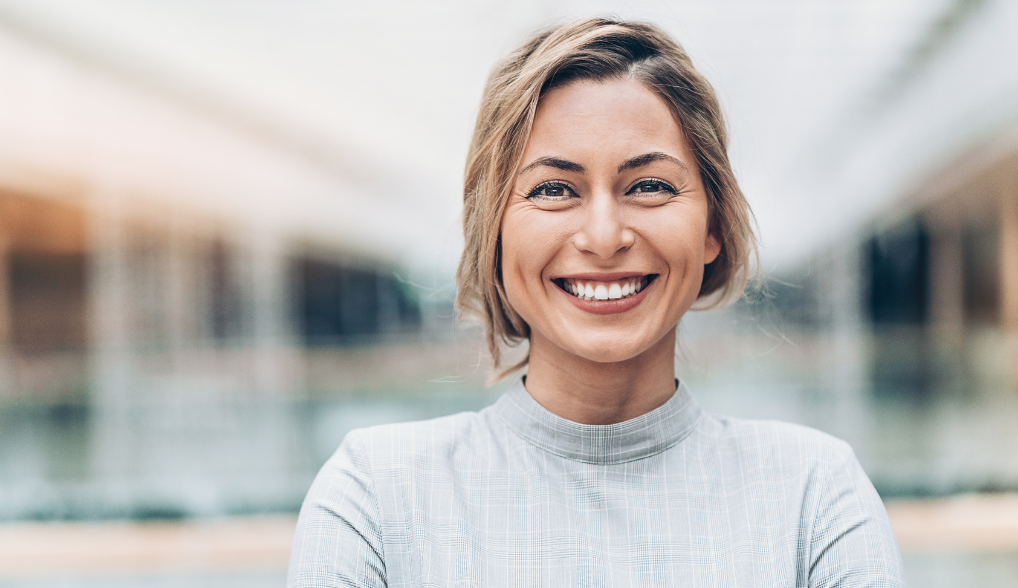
[456,17,757,377]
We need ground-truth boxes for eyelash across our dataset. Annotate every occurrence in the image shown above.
[526,181,575,199]
[525,179,678,199]
[627,179,677,196]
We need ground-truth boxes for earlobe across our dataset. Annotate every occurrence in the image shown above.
[704,233,721,264]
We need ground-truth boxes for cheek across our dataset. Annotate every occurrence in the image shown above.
[501,214,532,280]
[500,209,548,317]
[650,213,708,263]
[502,208,568,274]
[500,208,577,315]
[499,234,530,306]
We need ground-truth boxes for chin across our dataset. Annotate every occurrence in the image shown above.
[566,337,652,365]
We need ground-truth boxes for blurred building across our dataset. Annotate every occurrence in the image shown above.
[763,157,1018,499]
[774,157,1017,396]
[0,11,470,520]
[758,0,1018,497]
[2,0,1018,522]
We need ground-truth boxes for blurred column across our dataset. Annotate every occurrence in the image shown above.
[0,236,11,397]
[827,242,871,452]
[88,191,135,489]
[164,214,207,374]
[1001,184,1018,389]
[245,227,303,495]
[927,213,965,357]
[166,216,187,371]
[248,228,297,397]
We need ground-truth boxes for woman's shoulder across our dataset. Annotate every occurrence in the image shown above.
[697,412,860,473]
[327,406,501,473]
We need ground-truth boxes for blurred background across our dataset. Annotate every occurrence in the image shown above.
[0,0,1016,586]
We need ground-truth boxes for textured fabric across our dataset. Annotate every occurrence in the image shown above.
[288,379,905,587]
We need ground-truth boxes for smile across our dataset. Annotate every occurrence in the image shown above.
[553,275,657,301]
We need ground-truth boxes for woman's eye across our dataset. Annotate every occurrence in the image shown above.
[527,182,575,199]
[627,180,676,195]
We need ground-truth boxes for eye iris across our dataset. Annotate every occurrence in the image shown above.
[634,180,673,194]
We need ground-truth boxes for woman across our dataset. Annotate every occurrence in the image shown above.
[288,18,905,587]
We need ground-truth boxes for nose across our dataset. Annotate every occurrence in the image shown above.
[573,192,635,259]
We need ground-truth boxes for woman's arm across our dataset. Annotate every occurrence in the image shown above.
[806,441,906,588]
[287,430,387,588]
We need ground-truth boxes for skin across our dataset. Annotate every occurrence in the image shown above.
[500,78,720,425]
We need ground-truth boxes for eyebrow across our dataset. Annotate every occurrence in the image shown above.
[618,152,688,174]
[518,156,585,175]
[518,152,689,176]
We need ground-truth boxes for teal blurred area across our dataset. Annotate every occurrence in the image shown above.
[1,0,1018,585]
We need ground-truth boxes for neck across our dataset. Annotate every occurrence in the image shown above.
[523,326,678,425]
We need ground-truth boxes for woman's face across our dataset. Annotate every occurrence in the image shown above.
[501,78,720,365]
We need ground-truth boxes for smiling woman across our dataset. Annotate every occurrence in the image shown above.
[288,17,906,587]
[501,78,721,424]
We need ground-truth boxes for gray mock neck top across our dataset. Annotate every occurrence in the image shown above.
[495,379,701,465]
[288,378,904,588]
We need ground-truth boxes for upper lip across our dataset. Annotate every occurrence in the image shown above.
[551,272,653,281]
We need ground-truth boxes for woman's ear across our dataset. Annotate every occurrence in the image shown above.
[704,232,721,264]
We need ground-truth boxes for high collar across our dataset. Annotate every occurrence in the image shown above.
[493,377,703,465]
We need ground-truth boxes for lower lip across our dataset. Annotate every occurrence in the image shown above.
[558,279,655,315]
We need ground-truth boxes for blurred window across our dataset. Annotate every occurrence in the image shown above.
[210,238,247,341]
[296,258,419,345]
[867,221,930,325]
[9,252,87,353]
[962,222,1000,325]
[0,191,88,354]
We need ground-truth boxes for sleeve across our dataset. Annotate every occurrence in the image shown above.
[287,430,387,588]
[806,440,906,588]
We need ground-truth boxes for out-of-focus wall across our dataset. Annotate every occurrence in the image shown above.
[1,0,1017,527]
[0,14,485,521]
[695,143,1018,500]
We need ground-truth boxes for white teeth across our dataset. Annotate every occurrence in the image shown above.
[562,277,649,301]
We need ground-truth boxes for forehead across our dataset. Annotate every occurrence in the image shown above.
[526,79,690,162]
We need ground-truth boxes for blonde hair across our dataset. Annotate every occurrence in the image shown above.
[456,17,757,378]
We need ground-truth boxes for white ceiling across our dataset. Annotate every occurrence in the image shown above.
[1,0,1014,274]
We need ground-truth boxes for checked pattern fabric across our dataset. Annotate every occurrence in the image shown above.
[288,379,905,587]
